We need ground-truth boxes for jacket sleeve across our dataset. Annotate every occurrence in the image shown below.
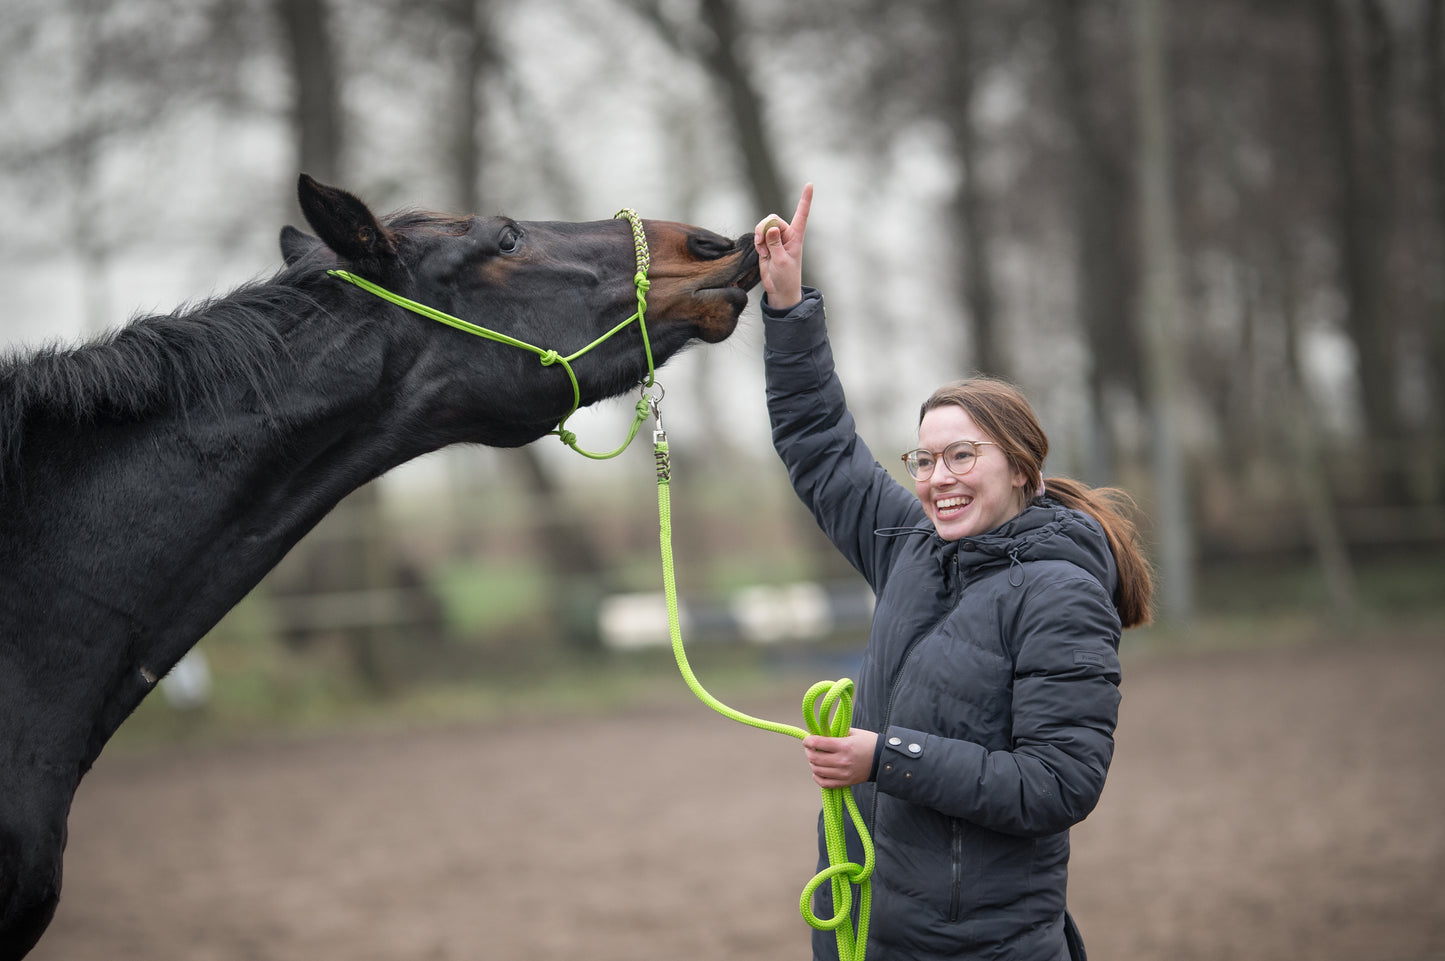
[763,289,925,589]
[872,571,1123,837]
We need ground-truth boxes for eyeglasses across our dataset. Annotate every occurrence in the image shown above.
[900,440,998,480]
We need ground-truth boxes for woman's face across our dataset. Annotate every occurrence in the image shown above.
[915,404,1028,541]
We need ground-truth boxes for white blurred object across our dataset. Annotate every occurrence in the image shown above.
[732,583,833,644]
[160,649,212,711]
[598,592,688,650]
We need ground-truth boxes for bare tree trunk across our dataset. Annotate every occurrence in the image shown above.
[447,0,490,213]
[1051,0,1141,484]
[273,0,408,692]
[276,0,343,185]
[697,0,788,218]
[629,0,854,583]
[1130,0,1195,625]
[1272,240,1358,620]
[69,0,111,337]
[937,0,1003,378]
[1312,0,1406,500]
[1424,0,1445,498]
[439,0,618,650]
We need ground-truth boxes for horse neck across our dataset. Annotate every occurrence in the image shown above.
[0,278,447,772]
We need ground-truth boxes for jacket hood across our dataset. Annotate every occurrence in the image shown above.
[915,499,1119,600]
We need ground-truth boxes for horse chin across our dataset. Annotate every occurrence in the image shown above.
[679,287,749,344]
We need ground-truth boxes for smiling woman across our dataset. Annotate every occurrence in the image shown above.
[0,174,760,961]
[752,183,1152,961]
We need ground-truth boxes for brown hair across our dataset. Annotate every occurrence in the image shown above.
[920,377,1154,627]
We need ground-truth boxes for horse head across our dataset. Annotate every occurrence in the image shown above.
[283,175,760,448]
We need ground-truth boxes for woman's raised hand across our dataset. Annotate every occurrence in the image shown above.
[753,182,813,311]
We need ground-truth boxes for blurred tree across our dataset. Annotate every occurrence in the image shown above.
[798,0,1013,379]
[67,0,112,335]
[0,0,265,329]
[623,0,789,223]
[1131,0,1195,624]
[1312,0,1407,501]
[276,0,343,185]
[449,0,619,651]
[934,0,1004,378]
[624,0,858,584]
[696,0,790,218]
[443,0,493,214]
[269,0,391,691]
[267,0,453,691]
[1048,0,1142,484]
[1428,0,1445,496]
[1272,234,1359,619]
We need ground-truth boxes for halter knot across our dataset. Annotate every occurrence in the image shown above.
[557,429,578,447]
[539,349,562,367]
[634,272,650,292]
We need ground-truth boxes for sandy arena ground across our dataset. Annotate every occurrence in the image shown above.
[28,635,1445,961]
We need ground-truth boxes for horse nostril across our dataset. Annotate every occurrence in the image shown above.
[688,232,736,260]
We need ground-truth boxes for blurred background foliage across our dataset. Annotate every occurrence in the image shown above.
[1,0,1442,742]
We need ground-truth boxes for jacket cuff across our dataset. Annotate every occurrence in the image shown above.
[875,726,932,791]
[761,287,826,354]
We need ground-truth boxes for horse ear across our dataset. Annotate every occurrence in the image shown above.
[296,173,398,274]
[279,225,322,266]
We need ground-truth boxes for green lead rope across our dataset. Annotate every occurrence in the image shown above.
[654,432,874,961]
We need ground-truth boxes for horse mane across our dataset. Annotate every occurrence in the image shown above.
[0,262,325,473]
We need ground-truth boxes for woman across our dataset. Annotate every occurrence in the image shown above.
[754,184,1153,961]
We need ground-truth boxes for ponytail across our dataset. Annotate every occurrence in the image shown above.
[1042,476,1154,628]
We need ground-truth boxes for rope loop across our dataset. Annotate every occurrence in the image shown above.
[800,862,857,929]
[803,678,856,738]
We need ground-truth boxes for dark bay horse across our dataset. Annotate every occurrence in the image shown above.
[0,174,759,960]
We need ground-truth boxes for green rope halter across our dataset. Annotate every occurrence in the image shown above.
[328,208,656,460]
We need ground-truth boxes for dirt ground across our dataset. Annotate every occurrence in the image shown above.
[29,635,1445,961]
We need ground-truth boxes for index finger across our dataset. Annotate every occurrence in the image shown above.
[790,183,814,238]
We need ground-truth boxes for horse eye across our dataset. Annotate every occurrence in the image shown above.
[498,225,521,253]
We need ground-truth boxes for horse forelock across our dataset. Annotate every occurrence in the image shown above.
[384,208,472,235]
[0,265,323,474]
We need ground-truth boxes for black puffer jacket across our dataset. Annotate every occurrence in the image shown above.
[764,290,1123,961]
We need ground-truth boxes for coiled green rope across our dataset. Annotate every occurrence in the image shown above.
[654,434,874,961]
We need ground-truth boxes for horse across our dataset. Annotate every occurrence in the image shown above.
[0,174,760,960]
